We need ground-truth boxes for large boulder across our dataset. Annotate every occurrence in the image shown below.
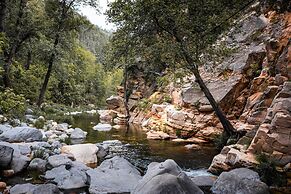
[45,161,89,190]
[211,168,269,194]
[0,144,14,169]
[0,127,42,142]
[0,142,30,173]
[106,96,124,109]
[61,144,98,167]
[87,156,142,194]
[132,159,203,194]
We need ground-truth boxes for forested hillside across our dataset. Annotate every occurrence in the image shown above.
[0,0,121,116]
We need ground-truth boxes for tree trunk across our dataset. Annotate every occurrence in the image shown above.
[37,35,59,106]
[123,66,130,128]
[2,0,27,88]
[24,50,32,70]
[181,46,237,141]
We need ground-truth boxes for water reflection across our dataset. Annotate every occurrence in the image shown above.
[72,113,219,170]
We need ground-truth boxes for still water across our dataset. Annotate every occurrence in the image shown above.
[72,113,219,171]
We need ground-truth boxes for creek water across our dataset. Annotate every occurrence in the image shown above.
[72,113,219,173]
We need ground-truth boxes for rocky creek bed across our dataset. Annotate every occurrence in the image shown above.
[0,112,271,194]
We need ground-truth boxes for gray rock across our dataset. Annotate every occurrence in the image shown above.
[0,127,42,142]
[0,142,30,173]
[45,162,89,190]
[231,15,268,43]
[0,144,14,169]
[28,158,47,172]
[211,168,269,194]
[0,124,12,134]
[93,123,112,131]
[70,128,87,139]
[10,183,36,194]
[87,156,142,194]
[32,183,60,194]
[132,159,203,194]
[10,183,60,194]
[25,108,34,115]
[47,154,72,168]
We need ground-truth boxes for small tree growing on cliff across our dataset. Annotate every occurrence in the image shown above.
[107,0,249,145]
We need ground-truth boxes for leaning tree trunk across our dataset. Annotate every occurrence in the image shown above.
[181,46,237,146]
[123,66,130,130]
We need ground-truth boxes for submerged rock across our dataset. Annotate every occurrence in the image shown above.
[132,159,203,194]
[211,168,269,194]
[0,127,42,142]
[87,156,142,194]
[146,130,170,140]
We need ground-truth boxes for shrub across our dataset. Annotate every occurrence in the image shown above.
[0,89,26,117]
[256,153,286,186]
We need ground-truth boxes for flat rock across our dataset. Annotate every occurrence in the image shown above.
[47,154,72,168]
[61,144,98,167]
[132,159,203,194]
[10,183,60,194]
[93,123,112,131]
[146,130,170,140]
[87,156,142,194]
[10,183,37,194]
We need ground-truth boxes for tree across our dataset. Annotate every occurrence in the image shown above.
[107,0,249,144]
[37,0,99,106]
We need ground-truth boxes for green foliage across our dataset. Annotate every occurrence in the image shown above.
[137,98,152,111]
[176,129,181,138]
[34,119,45,129]
[256,153,286,186]
[0,89,26,117]
[32,148,46,159]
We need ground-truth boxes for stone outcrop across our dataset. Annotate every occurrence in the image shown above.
[248,82,291,165]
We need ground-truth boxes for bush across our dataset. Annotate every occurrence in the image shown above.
[0,89,26,117]
[256,153,286,186]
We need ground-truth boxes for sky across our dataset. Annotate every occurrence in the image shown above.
[79,0,115,31]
